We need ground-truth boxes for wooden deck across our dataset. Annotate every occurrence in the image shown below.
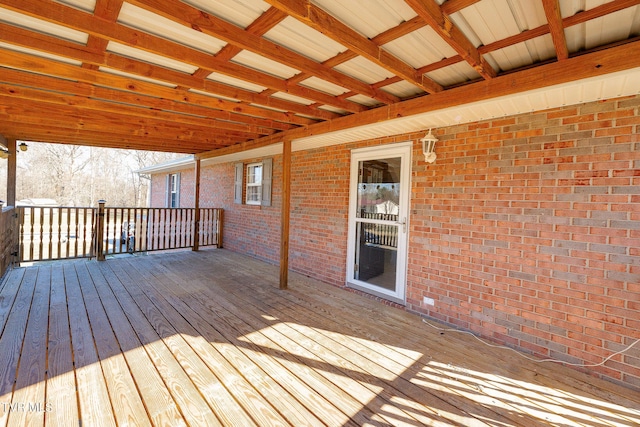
[0,250,638,426]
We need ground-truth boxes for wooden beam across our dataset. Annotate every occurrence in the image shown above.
[264,0,443,94]
[0,99,244,144]
[0,83,274,137]
[0,48,315,126]
[0,122,204,153]
[441,0,482,15]
[404,0,497,79]
[542,0,569,60]
[192,157,201,251]
[279,138,292,290]
[199,39,640,160]
[0,67,296,132]
[0,2,351,118]
[6,138,16,207]
[481,0,639,55]
[127,0,400,104]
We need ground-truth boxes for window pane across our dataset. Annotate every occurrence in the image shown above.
[247,164,262,185]
[246,186,261,203]
[246,163,263,204]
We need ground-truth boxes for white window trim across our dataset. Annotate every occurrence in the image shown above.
[245,162,262,205]
[166,173,180,208]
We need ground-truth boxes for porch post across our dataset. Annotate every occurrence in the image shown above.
[192,156,201,251]
[6,137,16,207]
[279,138,292,290]
[96,199,106,261]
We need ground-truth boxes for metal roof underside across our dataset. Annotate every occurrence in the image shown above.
[0,0,639,155]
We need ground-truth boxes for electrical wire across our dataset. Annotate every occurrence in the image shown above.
[422,318,640,367]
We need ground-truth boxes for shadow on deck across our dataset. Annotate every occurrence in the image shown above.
[0,249,638,426]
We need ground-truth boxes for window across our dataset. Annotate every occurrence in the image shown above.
[245,163,262,205]
[234,158,272,206]
[166,173,180,207]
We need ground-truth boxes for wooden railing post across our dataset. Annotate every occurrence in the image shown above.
[96,199,106,261]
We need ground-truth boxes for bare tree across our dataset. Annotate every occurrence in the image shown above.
[1,142,179,207]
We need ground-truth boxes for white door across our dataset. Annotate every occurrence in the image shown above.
[347,142,411,304]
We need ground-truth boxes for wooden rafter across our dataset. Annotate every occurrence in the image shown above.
[404,0,497,79]
[0,0,637,153]
[199,39,640,159]
[264,0,443,94]
[0,49,315,127]
[83,0,124,70]
[542,0,569,60]
[127,0,400,104]
[0,0,358,117]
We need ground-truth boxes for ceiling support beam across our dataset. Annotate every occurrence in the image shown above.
[128,0,400,104]
[199,39,640,160]
[542,0,569,60]
[264,0,443,94]
[404,0,497,79]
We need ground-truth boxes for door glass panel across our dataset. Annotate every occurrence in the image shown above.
[353,157,401,291]
[356,158,401,218]
[353,222,398,290]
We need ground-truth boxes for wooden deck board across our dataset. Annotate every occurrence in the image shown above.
[74,262,152,427]
[46,263,79,426]
[85,261,187,426]
[0,249,638,426]
[63,262,116,427]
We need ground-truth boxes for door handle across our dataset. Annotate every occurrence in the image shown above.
[397,217,406,233]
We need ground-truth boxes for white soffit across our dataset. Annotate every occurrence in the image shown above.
[203,143,284,166]
[293,68,640,152]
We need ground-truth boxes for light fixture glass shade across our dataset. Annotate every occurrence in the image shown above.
[18,142,28,152]
[420,129,438,163]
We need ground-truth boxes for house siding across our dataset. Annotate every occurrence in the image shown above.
[150,95,640,391]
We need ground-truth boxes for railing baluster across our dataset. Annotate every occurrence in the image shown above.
[15,205,223,260]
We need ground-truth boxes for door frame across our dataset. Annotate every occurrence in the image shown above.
[346,141,412,304]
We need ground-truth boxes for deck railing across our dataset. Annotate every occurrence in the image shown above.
[0,207,19,277]
[18,205,223,263]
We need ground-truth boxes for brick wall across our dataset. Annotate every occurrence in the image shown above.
[407,96,640,390]
[150,170,195,208]
[150,95,640,391]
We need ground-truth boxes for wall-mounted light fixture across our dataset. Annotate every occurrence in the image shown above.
[420,128,438,163]
[0,148,8,159]
[18,142,28,152]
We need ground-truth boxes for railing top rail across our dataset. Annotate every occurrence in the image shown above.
[18,205,98,209]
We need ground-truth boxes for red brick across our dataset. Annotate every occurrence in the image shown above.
[147,95,640,392]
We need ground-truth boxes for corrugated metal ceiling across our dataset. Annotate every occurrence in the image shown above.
[0,0,638,153]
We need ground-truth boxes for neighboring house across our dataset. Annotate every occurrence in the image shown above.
[141,94,640,391]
